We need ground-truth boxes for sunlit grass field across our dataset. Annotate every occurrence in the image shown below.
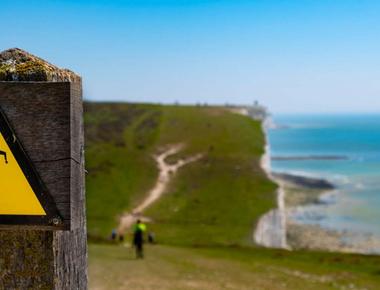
[85,103,380,290]
[85,103,276,245]
[89,244,380,290]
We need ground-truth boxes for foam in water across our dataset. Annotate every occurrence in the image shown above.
[269,114,380,240]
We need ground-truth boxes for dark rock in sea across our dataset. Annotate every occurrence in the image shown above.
[271,155,349,161]
[0,48,80,82]
[272,172,335,190]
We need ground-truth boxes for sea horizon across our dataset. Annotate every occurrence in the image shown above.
[268,113,380,241]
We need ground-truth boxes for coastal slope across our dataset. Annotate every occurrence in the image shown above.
[85,103,277,245]
[85,103,380,290]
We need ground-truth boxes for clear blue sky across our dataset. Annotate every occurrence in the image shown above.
[2,0,380,113]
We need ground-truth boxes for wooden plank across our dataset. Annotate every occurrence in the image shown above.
[0,80,87,289]
[0,82,75,229]
[0,230,55,289]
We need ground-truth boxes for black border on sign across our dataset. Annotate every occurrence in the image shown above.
[0,108,63,228]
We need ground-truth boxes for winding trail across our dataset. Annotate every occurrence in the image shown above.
[117,144,203,235]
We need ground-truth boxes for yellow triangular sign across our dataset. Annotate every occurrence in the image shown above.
[0,132,46,215]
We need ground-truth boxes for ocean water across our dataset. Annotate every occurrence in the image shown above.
[268,114,380,237]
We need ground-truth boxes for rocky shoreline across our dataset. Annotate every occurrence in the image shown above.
[287,222,380,254]
[272,172,335,190]
[275,172,380,255]
[249,113,380,255]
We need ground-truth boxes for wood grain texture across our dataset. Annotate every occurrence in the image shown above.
[0,231,54,289]
[0,81,87,289]
[0,82,75,228]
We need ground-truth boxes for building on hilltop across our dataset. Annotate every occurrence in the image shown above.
[246,100,269,121]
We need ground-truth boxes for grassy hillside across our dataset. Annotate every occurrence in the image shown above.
[85,103,380,290]
[85,102,276,245]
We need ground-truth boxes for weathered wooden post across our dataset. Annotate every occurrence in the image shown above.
[0,48,87,289]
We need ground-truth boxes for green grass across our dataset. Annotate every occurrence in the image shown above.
[85,103,276,244]
[89,244,380,290]
[85,103,159,237]
[85,103,380,290]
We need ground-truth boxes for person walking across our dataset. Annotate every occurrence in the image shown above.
[133,220,146,259]
[148,232,156,244]
[110,229,116,241]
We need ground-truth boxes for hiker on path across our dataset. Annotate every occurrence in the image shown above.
[148,232,156,244]
[133,220,146,259]
[110,229,117,241]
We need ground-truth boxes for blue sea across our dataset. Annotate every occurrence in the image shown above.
[268,114,380,237]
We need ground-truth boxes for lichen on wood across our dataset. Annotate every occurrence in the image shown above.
[0,48,80,82]
[0,48,87,289]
